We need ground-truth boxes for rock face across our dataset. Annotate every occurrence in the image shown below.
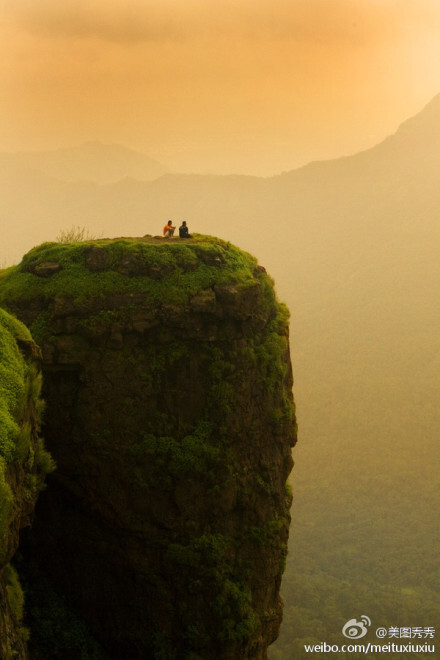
[0,236,296,659]
[0,308,53,660]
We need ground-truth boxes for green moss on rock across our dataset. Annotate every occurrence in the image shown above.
[0,236,296,659]
[0,307,54,659]
[0,309,53,562]
[0,236,263,341]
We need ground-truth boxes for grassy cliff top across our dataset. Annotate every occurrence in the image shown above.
[0,235,272,310]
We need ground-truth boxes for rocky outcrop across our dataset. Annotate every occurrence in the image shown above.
[0,308,53,660]
[0,236,296,659]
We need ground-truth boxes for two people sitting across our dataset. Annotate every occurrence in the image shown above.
[163,220,192,239]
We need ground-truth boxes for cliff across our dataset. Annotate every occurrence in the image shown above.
[0,235,296,659]
[0,308,53,659]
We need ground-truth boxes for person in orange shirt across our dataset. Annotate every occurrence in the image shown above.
[163,220,175,237]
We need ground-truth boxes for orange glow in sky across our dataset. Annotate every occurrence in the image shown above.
[2,0,440,174]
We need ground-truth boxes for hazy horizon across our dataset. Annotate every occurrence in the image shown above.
[2,3,440,657]
[0,88,438,180]
[3,0,440,176]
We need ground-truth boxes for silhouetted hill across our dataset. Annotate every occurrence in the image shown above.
[3,94,440,269]
[0,141,167,186]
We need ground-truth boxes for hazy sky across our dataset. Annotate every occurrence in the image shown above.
[2,0,440,175]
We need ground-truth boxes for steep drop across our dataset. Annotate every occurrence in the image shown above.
[0,236,296,659]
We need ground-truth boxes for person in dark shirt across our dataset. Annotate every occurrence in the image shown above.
[179,221,192,238]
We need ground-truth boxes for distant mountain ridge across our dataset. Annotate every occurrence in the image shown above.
[2,93,440,659]
[2,92,440,268]
[0,141,168,185]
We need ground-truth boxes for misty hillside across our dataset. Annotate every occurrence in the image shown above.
[1,93,440,656]
[2,93,440,271]
[0,141,167,187]
[2,94,440,394]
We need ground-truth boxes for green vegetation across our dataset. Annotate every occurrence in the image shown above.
[0,235,294,657]
[0,236,261,342]
[0,308,31,463]
[0,463,13,558]
[248,516,289,548]
[270,402,440,659]
[0,307,55,656]
[130,422,284,647]
[131,422,225,485]
[0,308,54,560]
[5,563,25,622]
[165,532,258,647]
